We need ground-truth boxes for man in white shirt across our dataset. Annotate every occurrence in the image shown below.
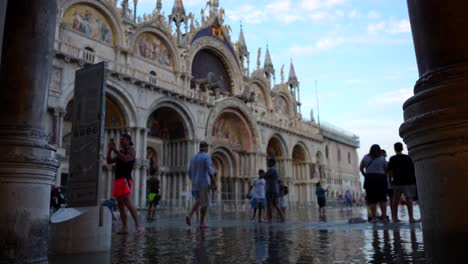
[248,169,266,223]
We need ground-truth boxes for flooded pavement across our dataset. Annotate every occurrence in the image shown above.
[50,206,425,263]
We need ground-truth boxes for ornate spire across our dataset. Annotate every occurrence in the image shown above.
[156,0,162,13]
[237,24,248,57]
[288,60,299,88]
[133,0,139,22]
[169,0,188,44]
[264,45,275,79]
[169,0,187,25]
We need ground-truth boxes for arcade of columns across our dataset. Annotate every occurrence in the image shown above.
[44,0,361,210]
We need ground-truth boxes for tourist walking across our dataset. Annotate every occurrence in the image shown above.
[248,169,266,222]
[387,142,420,223]
[264,157,285,222]
[360,144,388,224]
[278,180,288,218]
[107,134,144,234]
[186,141,217,228]
[345,190,353,207]
[147,168,161,221]
[315,182,327,216]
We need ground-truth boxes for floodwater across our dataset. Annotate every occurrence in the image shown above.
[50,206,425,263]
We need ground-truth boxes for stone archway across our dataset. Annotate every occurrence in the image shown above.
[266,135,288,179]
[191,49,233,95]
[211,147,236,203]
[62,95,131,202]
[209,109,255,204]
[146,104,194,207]
[292,143,312,204]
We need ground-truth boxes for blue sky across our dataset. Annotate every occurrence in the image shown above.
[137,0,417,159]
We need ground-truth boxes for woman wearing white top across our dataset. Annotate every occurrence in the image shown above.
[360,144,388,223]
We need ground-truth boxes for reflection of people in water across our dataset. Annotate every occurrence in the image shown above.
[371,229,392,263]
[391,228,421,263]
[254,226,268,263]
[192,229,209,264]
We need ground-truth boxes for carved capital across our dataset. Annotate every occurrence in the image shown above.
[0,126,59,184]
[401,62,468,161]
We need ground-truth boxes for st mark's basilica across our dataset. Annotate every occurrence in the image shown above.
[47,0,362,209]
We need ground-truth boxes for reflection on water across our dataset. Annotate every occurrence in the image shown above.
[49,207,425,263]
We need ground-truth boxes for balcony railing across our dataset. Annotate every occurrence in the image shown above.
[54,40,235,106]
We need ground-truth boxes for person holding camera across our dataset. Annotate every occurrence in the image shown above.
[107,134,144,234]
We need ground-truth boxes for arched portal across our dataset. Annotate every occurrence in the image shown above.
[292,143,313,204]
[191,49,232,94]
[62,95,131,202]
[146,105,192,206]
[209,109,255,203]
[211,147,236,203]
[266,135,288,180]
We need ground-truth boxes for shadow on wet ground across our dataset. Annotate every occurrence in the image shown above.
[50,206,425,263]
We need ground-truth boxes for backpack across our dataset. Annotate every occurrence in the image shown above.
[282,185,289,195]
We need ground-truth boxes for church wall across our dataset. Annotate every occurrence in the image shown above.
[46,0,362,208]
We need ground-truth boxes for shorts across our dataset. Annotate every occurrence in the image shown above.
[266,192,279,207]
[252,198,266,209]
[392,184,417,199]
[318,197,326,208]
[193,190,211,208]
[364,173,387,204]
[278,196,286,208]
[387,188,394,198]
[113,178,133,199]
[148,192,161,206]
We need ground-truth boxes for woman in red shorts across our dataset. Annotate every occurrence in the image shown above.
[107,134,143,234]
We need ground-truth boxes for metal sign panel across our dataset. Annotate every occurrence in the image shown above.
[67,62,107,207]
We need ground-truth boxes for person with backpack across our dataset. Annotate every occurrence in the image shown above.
[360,144,388,224]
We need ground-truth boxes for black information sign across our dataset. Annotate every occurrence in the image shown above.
[67,62,107,207]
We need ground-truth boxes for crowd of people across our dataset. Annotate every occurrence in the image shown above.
[59,134,419,235]
[360,142,420,224]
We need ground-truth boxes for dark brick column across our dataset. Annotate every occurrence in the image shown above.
[402,0,468,262]
[0,0,59,262]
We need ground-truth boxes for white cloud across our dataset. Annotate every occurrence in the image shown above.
[335,10,345,17]
[309,12,333,21]
[370,88,413,105]
[227,5,267,24]
[301,0,348,11]
[368,21,386,34]
[228,0,304,24]
[367,10,380,19]
[388,19,411,33]
[348,9,360,19]
[368,18,411,34]
[289,35,411,55]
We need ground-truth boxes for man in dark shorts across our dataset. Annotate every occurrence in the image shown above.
[315,182,327,216]
[147,168,160,221]
[264,157,285,222]
[107,134,143,234]
[387,142,420,223]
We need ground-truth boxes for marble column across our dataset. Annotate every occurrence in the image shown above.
[402,1,468,262]
[0,0,59,262]
[0,0,6,63]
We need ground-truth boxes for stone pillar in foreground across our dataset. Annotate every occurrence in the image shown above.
[0,0,58,262]
[402,1,468,262]
[0,0,6,63]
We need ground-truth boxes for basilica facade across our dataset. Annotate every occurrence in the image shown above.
[46,0,361,208]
